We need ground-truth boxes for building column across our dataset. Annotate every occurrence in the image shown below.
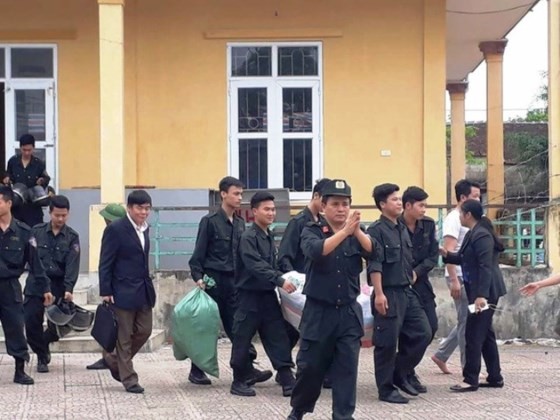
[479,40,507,219]
[99,0,125,203]
[447,81,469,197]
[548,0,560,270]
[422,0,447,209]
[90,0,126,272]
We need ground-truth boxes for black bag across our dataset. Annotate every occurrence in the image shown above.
[91,302,118,352]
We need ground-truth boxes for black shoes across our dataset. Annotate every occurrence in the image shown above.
[108,366,121,383]
[14,359,34,385]
[126,384,145,394]
[379,390,409,404]
[287,408,305,420]
[230,380,256,397]
[479,380,504,388]
[188,366,212,385]
[37,360,49,373]
[246,368,273,386]
[408,374,427,393]
[86,358,109,370]
[277,368,296,397]
[394,377,419,396]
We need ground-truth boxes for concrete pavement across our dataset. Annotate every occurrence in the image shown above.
[0,341,558,419]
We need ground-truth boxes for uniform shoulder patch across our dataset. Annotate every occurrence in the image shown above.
[72,242,80,253]
[29,236,37,248]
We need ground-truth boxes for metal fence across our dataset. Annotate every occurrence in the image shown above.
[149,205,547,270]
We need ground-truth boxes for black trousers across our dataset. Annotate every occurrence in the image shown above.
[0,278,30,361]
[230,290,293,381]
[463,302,503,386]
[24,280,65,360]
[12,204,44,228]
[291,299,363,420]
[372,287,431,397]
[201,271,256,362]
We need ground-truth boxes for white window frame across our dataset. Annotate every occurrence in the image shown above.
[227,42,323,201]
[1,44,58,190]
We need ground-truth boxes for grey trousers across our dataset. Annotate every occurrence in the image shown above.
[433,276,468,367]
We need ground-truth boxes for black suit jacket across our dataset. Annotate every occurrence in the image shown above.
[98,217,156,310]
[443,222,507,304]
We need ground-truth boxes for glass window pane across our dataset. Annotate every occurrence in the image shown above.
[238,88,267,133]
[0,49,5,78]
[16,90,46,142]
[239,139,268,189]
[283,88,312,133]
[232,47,271,77]
[278,47,318,76]
[11,48,54,78]
[283,138,312,192]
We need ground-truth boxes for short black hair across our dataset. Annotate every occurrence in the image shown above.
[250,191,274,209]
[127,190,152,206]
[460,199,483,220]
[19,134,35,147]
[372,183,400,211]
[402,186,428,207]
[454,179,481,202]
[0,186,14,203]
[49,195,70,212]
[312,178,331,196]
[219,176,244,193]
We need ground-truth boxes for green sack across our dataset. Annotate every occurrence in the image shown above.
[172,278,220,377]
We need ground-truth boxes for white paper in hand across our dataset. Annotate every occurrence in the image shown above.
[281,271,306,292]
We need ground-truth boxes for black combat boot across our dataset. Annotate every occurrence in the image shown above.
[14,358,34,385]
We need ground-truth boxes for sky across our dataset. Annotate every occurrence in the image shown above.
[453,0,548,122]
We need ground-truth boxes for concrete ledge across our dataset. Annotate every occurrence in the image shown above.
[0,329,166,354]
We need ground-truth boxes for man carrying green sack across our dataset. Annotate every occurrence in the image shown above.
[188,177,271,385]
[172,276,221,378]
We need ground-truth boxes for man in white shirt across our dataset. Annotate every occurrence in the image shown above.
[431,180,481,374]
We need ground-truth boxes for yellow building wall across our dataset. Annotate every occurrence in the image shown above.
[0,0,446,208]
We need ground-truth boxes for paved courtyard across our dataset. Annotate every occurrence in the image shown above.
[0,341,559,419]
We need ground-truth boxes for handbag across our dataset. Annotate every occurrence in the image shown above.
[91,302,118,352]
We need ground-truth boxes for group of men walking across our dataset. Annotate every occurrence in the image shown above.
[0,137,508,418]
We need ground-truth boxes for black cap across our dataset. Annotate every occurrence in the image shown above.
[322,179,352,197]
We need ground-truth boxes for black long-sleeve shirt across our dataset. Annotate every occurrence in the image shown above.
[278,207,317,273]
[399,215,439,299]
[25,222,80,296]
[5,154,50,188]
[367,216,413,288]
[0,218,48,289]
[301,219,375,306]
[235,224,284,292]
[189,208,245,281]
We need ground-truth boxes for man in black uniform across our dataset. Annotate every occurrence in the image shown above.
[399,186,439,392]
[189,176,270,386]
[288,179,374,420]
[230,191,296,398]
[0,185,50,385]
[367,183,431,404]
[278,178,331,383]
[24,195,80,373]
[2,134,50,227]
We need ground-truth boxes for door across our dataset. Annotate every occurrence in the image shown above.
[4,80,56,186]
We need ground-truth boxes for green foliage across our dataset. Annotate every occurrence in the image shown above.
[446,125,478,163]
[506,132,548,170]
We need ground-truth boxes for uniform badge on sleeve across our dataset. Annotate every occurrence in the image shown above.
[29,237,37,248]
[72,243,80,253]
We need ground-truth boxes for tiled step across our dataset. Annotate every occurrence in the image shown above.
[0,329,166,353]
